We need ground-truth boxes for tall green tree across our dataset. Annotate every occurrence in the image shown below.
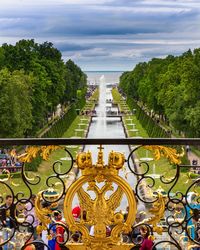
[0,39,87,136]
[0,69,32,137]
[119,48,200,136]
[65,59,87,101]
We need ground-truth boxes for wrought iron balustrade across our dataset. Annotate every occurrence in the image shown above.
[0,138,199,250]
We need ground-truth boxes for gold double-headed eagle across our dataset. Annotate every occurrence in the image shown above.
[64,146,137,250]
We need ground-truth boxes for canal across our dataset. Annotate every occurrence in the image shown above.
[83,74,137,211]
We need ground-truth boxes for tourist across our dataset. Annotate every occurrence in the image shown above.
[185,192,200,241]
[23,235,36,250]
[39,201,53,249]
[24,243,36,250]
[131,197,146,244]
[25,195,39,240]
[70,232,80,243]
[139,226,154,250]
[192,159,198,166]
[191,225,200,250]
[48,221,56,250]
[6,159,11,167]
[1,158,7,168]
[186,145,190,154]
[72,206,81,221]
[0,195,16,250]
[54,210,66,250]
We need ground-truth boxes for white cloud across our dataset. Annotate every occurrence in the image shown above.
[0,0,113,7]
[89,5,192,13]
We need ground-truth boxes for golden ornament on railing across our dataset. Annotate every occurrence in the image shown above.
[136,187,167,235]
[64,145,137,250]
[17,145,62,162]
[35,191,53,235]
[143,145,184,165]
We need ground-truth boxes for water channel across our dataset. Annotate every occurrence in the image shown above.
[81,74,137,211]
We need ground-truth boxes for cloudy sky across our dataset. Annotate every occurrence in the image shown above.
[1,0,200,71]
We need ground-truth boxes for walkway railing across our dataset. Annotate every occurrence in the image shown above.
[0,138,199,250]
[1,137,200,145]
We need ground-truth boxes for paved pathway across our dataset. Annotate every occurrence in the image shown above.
[186,150,200,166]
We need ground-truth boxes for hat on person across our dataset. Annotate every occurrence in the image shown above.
[72,206,81,218]
[53,210,62,216]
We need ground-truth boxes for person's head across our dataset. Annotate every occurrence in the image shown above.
[140,226,150,239]
[72,206,81,219]
[71,232,80,242]
[54,210,62,220]
[193,208,200,222]
[41,201,51,208]
[5,195,13,206]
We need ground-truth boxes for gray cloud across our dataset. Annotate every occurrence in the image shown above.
[81,49,110,57]
[1,1,198,37]
[0,0,200,70]
[54,42,93,52]
[41,5,199,37]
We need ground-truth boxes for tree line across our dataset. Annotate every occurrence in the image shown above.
[0,39,87,137]
[119,49,200,137]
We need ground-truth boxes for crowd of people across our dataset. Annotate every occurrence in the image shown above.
[0,195,68,250]
[0,192,199,249]
[0,148,22,173]
[0,193,154,250]
[0,195,16,250]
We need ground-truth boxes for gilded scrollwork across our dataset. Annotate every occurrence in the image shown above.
[141,193,166,234]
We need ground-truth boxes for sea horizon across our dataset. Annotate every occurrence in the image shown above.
[85,71,124,84]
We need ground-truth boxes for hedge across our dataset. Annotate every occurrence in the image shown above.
[26,96,86,171]
[0,172,21,179]
[42,104,77,138]
[127,98,168,138]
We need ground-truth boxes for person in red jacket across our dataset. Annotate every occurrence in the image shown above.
[54,210,66,250]
[139,226,154,250]
[72,206,81,221]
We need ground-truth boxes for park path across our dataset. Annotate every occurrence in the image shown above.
[187,150,200,166]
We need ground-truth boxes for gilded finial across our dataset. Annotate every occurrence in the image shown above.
[97,144,104,167]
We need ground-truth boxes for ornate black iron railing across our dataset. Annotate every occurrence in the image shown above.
[0,138,199,250]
